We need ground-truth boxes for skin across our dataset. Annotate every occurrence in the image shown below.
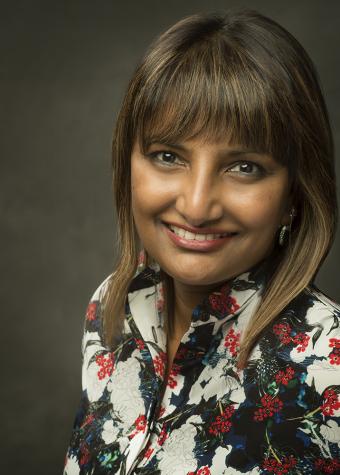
[131,135,292,342]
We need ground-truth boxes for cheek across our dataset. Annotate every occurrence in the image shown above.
[228,184,288,230]
[131,161,164,218]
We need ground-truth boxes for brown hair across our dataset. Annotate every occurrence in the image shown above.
[102,8,337,368]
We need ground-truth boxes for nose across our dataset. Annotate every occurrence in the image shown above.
[175,166,224,226]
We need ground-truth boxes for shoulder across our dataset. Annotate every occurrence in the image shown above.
[305,284,340,314]
[88,273,113,303]
[281,283,340,330]
[264,284,340,367]
[254,285,340,401]
[270,284,340,393]
[301,284,340,332]
[83,273,113,337]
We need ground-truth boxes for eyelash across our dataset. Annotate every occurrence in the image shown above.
[147,151,266,177]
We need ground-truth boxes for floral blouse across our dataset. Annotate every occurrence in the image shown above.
[64,258,340,475]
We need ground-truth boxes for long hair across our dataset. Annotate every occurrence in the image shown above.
[101,8,337,368]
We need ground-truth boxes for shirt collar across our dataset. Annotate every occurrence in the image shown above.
[127,252,278,345]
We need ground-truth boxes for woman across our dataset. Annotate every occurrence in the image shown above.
[64,8,340,475]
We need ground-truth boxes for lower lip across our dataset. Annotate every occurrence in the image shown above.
[163,223,236,251]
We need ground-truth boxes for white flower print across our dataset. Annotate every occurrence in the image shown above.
[319,419,340,445]
[305,358,340,396]
[158,416,200,474]
[101,420,120,444]
[64,266,340,475]
[107,351,145,429]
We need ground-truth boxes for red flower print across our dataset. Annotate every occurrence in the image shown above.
[81,414,95,428]
[129,415,148,438]
[209,419,231,436]
[273,322,310,351]
[167,376,176,388]
[273,322,291,336]
[324,389,339,405]
[330,352,340,365]
[273,322,292,345]
[167,363,180,388]
[275,366,295,386]
[144,447,154,459]
[262,455,297,474]
[86,302,97,321]
[314,457,340,474]
[321,389,340,416]
[271,398,284,412]
[328,338,340,365]
[134,415,147,432]
[143,442,154,460]
[209,286,240,315]
[292,332,310,352]
[95,352,115,380]
[329,338,340,349]
[254,394,283,421]
[153,352,167,377]
[187,467,211,475]
[157,425,168,446]
[208,404,235,436]
[224,327,241,357]
[262,458,277,472]
[135,338,145,350]
[157,405,166,418]
[197,467,211,475]
[79,445,91,466]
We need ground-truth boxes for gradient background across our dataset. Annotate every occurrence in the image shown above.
[2,0,339,473]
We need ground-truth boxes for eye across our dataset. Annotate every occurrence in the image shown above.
[226,161,265,177]
[147,151,183,167]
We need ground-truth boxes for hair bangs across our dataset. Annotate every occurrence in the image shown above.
[133,41,295,173]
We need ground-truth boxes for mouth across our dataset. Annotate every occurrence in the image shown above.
[163,222,238,241]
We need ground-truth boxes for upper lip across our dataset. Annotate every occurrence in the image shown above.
[163,221,237,235]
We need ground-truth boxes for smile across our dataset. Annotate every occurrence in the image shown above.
[163,223,237,252]
[167,224,234,241]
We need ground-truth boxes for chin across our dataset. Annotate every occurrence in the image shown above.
[163,264,226,287]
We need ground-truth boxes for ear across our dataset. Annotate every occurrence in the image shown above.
[280,202,296,227]
[280,181,297,226]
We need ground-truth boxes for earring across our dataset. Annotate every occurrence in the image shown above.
[279,225,289,246]
[279,207,296,247]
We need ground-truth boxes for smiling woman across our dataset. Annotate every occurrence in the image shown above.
[131,136,291,306]
[64,8,340,475]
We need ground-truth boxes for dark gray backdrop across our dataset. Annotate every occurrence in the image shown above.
[2,0,339,473]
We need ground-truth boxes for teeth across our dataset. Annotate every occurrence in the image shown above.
[196,234,206,241]
[183,230,197,240]
[168,225,231,241]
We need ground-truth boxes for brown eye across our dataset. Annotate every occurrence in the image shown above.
[148,151,183,166]
[159,152,177,164]
[227,161,265,177]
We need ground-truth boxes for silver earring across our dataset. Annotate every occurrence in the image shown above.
[279,225,289,246]
[279,207,296,247]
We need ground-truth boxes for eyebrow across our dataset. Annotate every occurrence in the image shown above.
[145,141,264,157]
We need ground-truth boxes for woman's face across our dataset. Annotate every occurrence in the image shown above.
[131,135,292,287]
